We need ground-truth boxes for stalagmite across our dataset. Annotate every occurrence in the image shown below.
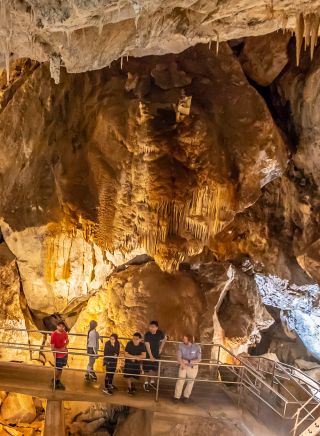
[304,14,311,49]
[310,13,320,60]
[120,56,123,69]
[208,38,212,50]
[295,12,304,66]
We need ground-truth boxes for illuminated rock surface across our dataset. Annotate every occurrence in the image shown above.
[0,3,320,431]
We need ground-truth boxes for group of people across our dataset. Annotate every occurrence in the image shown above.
[50,320,201,402]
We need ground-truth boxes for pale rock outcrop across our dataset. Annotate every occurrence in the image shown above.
[0,393,36,424]
[195,262,273,356]
[0,243,29,361]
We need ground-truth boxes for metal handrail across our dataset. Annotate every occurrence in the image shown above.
[244,356,320,393]
[292,393,320,435]
[1,329,320,433]
[0,342,294,406]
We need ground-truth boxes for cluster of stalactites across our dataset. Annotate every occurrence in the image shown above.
[295,12,320,65]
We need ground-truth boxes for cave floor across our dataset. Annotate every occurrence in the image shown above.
[0,361,240,420]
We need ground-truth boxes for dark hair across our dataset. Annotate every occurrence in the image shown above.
[149,320,159,327]
[184,333,194,343]
[133,332,142,339]
[87,320,98,338]
[110,333,119,341]
[57,321,65,328]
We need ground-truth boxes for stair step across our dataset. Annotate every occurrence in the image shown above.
[299,416,320,436]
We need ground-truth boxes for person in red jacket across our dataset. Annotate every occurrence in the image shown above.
[50,321,69,390]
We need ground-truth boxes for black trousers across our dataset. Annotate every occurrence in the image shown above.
[105,359,117,387]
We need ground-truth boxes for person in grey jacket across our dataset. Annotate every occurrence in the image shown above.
[173,334,201,403]
[85,320,102,381]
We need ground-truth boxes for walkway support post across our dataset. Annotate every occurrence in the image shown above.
[44,400,65,436]
[155,361,161,402]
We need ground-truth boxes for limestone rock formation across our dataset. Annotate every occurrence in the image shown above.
[0,243,29,361]
[239,31,291,86]
[0,1,319,383]
[0,43,287,317]
[195,262,273,355]
[1,393,36,424]
[1,1,320,78]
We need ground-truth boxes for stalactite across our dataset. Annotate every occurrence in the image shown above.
[98,17,104,36]
[281,12,288,31]
[295,12,304,66]
[310,13,320,60]
[304,14,311,49]
[66,30,72,49]
[214,30,219,55]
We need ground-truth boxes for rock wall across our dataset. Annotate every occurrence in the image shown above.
[0,30,319,367]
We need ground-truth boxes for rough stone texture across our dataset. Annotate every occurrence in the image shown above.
[195,262,273,356]
[0,18,319,368]
[240,31,290,86]
[68,260,272,368]
[0,393,36,424]
[168,418,244,436]
[0,243,30,361]
[115,409,152,436]
[0,43,286,316]
[68,261,204,368]
[1,1,320,76]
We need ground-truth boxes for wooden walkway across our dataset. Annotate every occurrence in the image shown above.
[0,361,240,420]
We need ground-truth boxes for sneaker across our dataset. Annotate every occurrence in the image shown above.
[89,372,97,380]
[172,397,180,404]
[110,384,117,390]
[56,381,66,390]
[103,388,113,396]
[85,373,90,381]
[149,381,156,390]
[182,397,190,403]
[143,382,150,392]
[127,388,134,396]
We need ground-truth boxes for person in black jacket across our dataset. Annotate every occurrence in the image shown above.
[103,334,120,395]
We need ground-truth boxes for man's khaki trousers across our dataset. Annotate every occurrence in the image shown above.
[174,365,198,399]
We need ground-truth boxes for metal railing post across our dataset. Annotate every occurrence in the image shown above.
[53,351,56,390]
[271,361,276,388]
[237,366,244,408]
[155,361,161,402]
